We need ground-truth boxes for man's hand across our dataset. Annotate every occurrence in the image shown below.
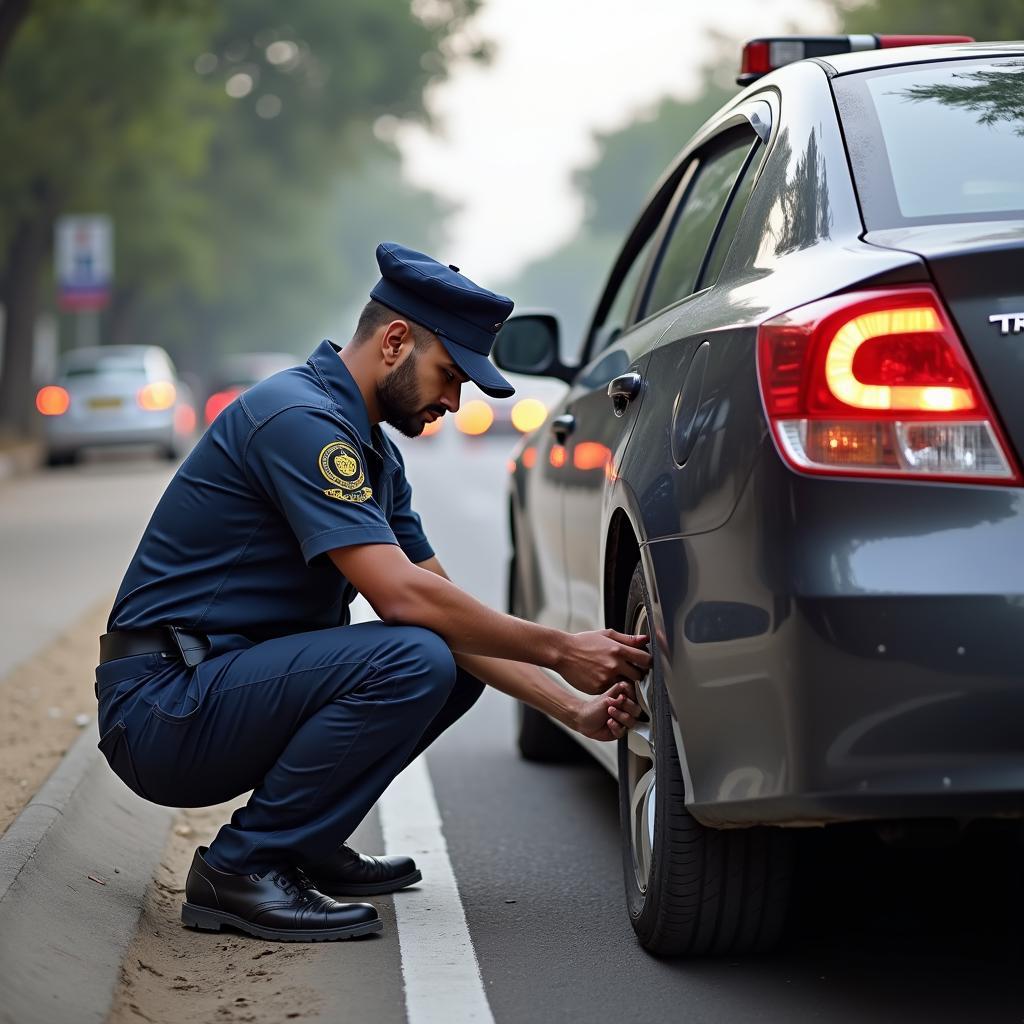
[556,629,651,696]
[572,682,644,741]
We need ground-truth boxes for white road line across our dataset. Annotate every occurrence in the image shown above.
[379,757,495,1024]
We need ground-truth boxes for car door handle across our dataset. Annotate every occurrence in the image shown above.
[608,372,643,417]
[551,414,576,443]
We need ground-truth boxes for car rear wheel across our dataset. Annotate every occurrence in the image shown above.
[618,561,795,955]
[509,555,583,763]
[45,449,76,468]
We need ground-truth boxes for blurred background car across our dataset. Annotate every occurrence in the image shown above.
[36,344,196,466]
[422,371,567,442]
[202,351,299,426]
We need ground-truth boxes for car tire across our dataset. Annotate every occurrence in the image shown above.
[618,561,795,956]
[509,555,584,763]
[45,449,76,468]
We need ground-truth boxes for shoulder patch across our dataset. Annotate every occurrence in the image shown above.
[318,441,373,503]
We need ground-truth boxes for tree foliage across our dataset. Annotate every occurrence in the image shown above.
[837,0,1024,40]
[0,0,481,433]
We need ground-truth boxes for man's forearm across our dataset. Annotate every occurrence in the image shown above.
[454,651,582,727]
[387,564,566,669]
[331,545,650,695]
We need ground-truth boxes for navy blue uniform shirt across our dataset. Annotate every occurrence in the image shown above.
[108,340,433,641]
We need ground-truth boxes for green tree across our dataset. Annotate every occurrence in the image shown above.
[837,0,1024,40]
[0,0,481,434]
[0,0,217,434]
[124,0,482,375]
[0,0,30,64]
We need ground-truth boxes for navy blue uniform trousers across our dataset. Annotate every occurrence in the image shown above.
[94,623,480,875]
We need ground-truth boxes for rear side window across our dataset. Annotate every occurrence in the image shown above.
[590,233,656,354]
[836,58,1024,227]
[642,131,755,317]
[698,143,763,288]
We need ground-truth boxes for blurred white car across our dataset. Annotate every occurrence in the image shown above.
[36,345,196,466]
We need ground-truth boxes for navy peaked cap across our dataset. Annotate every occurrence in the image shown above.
[370,241,515,398]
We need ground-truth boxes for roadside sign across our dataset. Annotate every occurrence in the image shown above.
[55,215,113,312]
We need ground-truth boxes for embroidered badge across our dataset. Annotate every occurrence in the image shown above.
[318,441,373,503]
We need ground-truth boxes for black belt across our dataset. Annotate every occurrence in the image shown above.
[99,626,211,668]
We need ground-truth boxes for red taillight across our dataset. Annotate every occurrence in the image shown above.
[36,385,70,416]
[757,287,1020,484]
[204,388,241,425]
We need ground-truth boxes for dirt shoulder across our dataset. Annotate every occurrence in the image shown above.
[108,801,327,1024]
[0,596,110,835]
[109,800,404,1024]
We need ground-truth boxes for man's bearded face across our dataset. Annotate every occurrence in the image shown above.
[377,345,446,438]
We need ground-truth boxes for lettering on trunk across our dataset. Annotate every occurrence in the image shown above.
[988,312,1024,335]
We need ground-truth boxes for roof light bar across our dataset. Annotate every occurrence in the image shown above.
[737,34,974,85]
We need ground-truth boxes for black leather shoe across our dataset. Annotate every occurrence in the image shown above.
[301,843,422,896]
[181,846,382,942]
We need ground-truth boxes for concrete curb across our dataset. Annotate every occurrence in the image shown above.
[0,719,173,1024]
[0,721,100,904]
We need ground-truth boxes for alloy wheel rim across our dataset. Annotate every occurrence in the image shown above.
[625,605,656,892]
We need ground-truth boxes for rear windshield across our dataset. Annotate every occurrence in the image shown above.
[63,356,147,378]
[835,57,1024,227]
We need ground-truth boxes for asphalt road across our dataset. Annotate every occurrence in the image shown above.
[4,428,1024,1022]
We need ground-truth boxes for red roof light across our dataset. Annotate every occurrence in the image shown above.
[737,34,975,85]
[877,35,974,48]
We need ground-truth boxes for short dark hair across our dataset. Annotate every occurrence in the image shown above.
[352,299,435,349]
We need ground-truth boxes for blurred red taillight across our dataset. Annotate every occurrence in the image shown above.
[36,385,70,416]
[138,381,176,411]
[175,404,197,435]
[204,387,242,425]
[757,287,1020,484]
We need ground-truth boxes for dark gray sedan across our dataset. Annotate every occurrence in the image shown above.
[498,38,1024,957]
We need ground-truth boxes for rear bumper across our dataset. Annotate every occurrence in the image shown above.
[45,413,174,453]
[645,443,1024,828]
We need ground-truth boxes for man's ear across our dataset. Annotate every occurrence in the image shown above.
[380,319,413,368]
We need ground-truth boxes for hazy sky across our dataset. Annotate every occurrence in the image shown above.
[394,0,836,281]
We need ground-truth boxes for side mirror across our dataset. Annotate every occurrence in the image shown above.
[493,312,575,384]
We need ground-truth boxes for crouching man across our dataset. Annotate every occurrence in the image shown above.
[94,243,649,942]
